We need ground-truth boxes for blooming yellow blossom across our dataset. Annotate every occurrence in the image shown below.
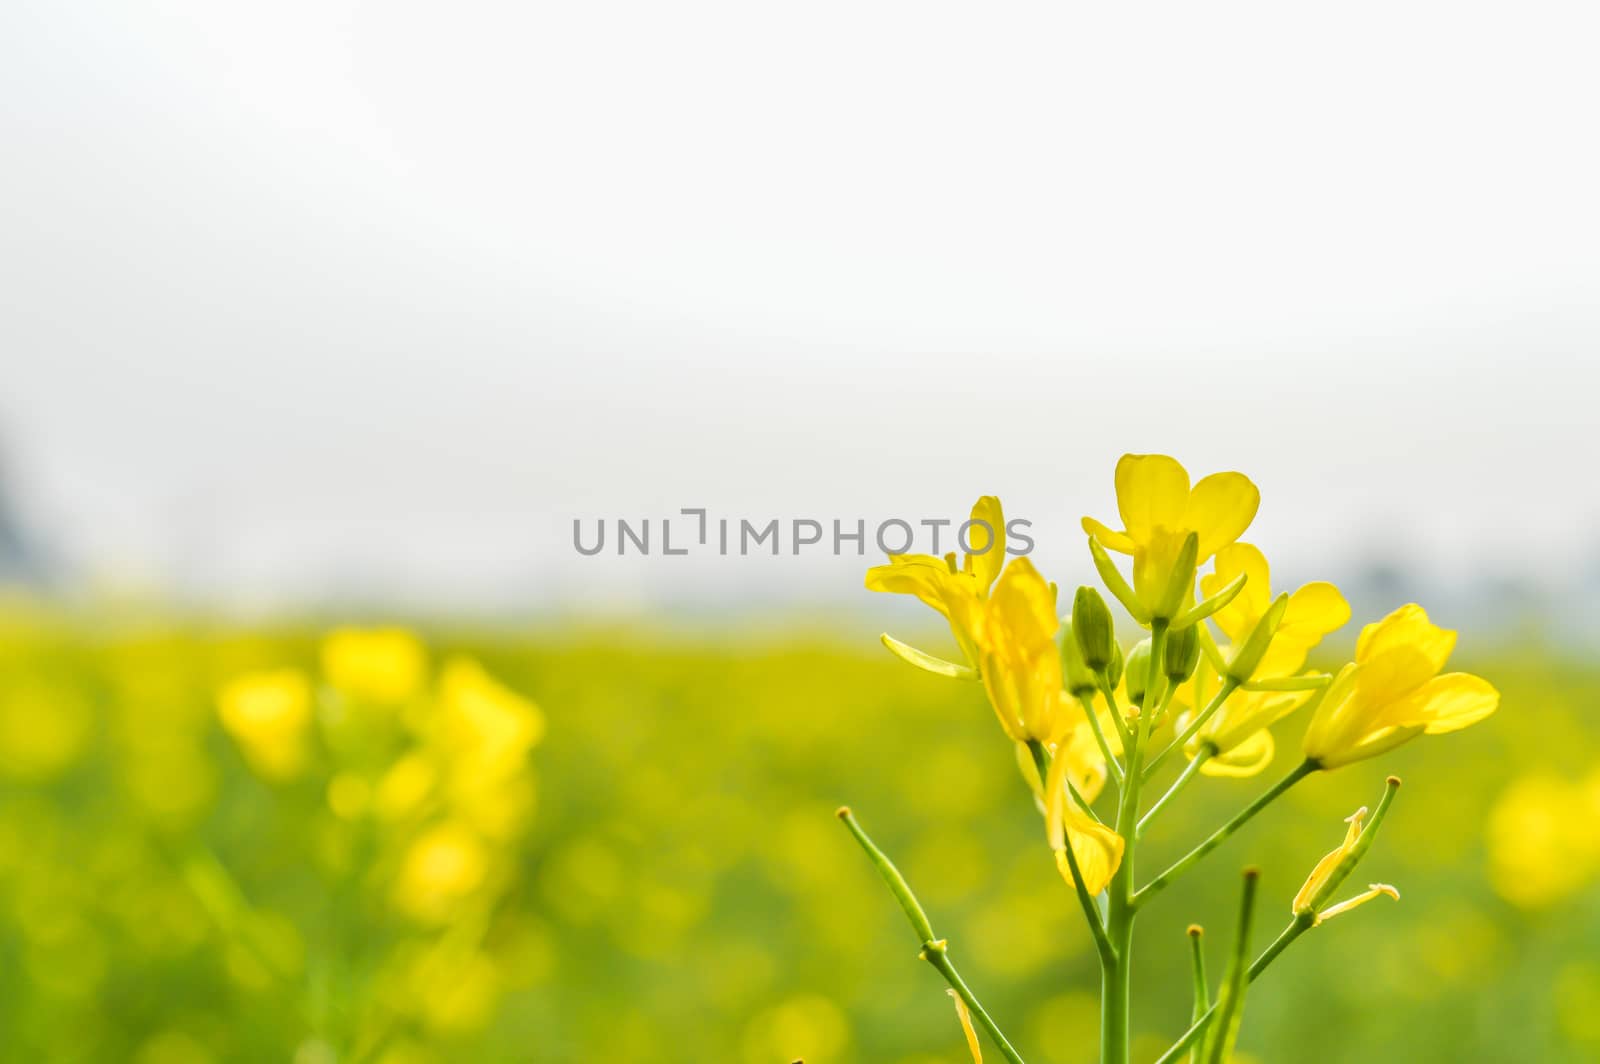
[1082,454,1259,619]
[1176,544,1350,776]
[217,669,314,781]
[1203,544,1349,679]
[393,821,490,924]
[971,558,1071,743]
[1303,605,1499,769]
[1178,670,1303,778]
[321,626,428,704]
[1292,806,1399,924]
[865,496,1006,667]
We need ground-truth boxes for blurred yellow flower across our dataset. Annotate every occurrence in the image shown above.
[971,558,1070,744]
[0,678,94,783]
[1485,772,1600,909]
[865,496,1006,667]
[437,658,545,782]
[322,627,428,704]
[393,821,489,924]
[1082,454,1258,618]
[217,669,314,781]
[1303,605,1499,769]
[1292,806,1399,925]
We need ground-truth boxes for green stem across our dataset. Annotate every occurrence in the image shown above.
[837,807,1026,1064]
[1099,619,1166,1064]
[1137,745,1211,837]
[1187,926,1208,1064]
[1143,678,1238,781]
[1134,759,1317,909]
[1076,690,1126,785]
[1200,869,1259,1064]
[1098,676,1136,750]
[1152,913,1313,1064]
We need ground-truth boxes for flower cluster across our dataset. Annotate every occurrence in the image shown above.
[849,454,1501,1064]
[218,627,545,1037]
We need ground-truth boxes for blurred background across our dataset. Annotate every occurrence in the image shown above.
[2,1,1598,1061]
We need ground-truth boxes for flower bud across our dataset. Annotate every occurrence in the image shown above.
[1124,638,1153,708]
[1164,623,1201,686]
[1106,636,1125,690]
[1058,620,1099,698]
[1072,586,1116,672]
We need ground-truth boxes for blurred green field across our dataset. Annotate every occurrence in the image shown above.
[1,600,1597,1063]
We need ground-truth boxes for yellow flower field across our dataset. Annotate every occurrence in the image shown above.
[0,596,1594,1062]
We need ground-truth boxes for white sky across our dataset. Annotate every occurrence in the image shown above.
[2,1,1597,613]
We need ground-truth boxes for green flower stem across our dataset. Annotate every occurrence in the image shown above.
[1098,676,1136,752]
[1142,678,1238,781]
[1098,619,1167,1064]
[836,807,1026,1064]
[1186,926,1208,1064]
[1153,912,1314,1064]
[1076,691,1126,786]
[1200,869,1259,1064]
[1134,758,1317,910]
[1137,745,1212,837]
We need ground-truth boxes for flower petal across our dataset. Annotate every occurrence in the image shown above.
[1203,543,1271,643]
[1281,581,1351,643]
[1054,816,1125,896]
[1383,671,1500,735]
[1199,728,1276,778]
[1081,516,1137,554]
[965,495,1007,594]
[1184,471,1260,559]
[1115,454,1190,542]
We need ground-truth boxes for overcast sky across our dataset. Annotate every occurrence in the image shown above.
[2,1,1597,614]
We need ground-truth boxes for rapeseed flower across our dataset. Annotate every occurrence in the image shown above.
[1082,454,1258,622]
[1304,605,1498,769]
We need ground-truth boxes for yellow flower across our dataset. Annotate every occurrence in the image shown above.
[1485,772,1600,909]
[435,658,545,837]
[437,658,545,780]
[1044,737,1124,895]
[1292,806,1399,924]
[1176,544,1350,776]
[1177,665,1306,777]
[321,627,428,703]
[1082,454,1259,618]
[217,669,314,781]
[392,821,489,923]
[866,496,1006,666]
[1303,605,1499,769]
[971,558,1071,743]
[1203,543,1349,679]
